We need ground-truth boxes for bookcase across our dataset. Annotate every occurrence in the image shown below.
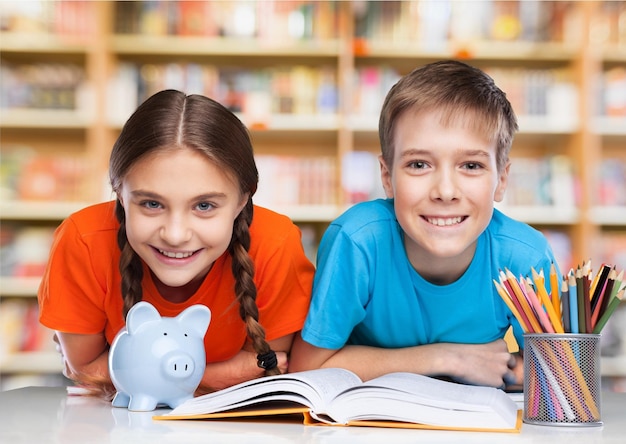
[1,1,625,389]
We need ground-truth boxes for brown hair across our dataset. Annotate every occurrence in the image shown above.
[109,89,280,377]
[379,60,518,172]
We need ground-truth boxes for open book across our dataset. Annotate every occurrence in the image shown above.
[155,368,522,432]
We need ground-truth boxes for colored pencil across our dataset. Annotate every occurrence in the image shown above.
[590,263,611,313]
[582,262,592,333]
[599,269,623,322]
[523,278,556,333]
[549,262,562,324]
[593,286,625,334]
[591,267,615,328]
[494,279,529,333]
[531,267,564,333]
[504,269,542,333]
[498,272,535,333]
[568,271,579,334]
[560,277,571,333]
[575,267,587,333]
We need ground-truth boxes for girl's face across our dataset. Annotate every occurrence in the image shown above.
[118,148,247,299]
[380,109,509,284]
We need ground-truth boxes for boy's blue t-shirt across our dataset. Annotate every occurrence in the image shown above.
[301,198,558,351]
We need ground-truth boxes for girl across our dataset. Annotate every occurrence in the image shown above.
[38,90,315,397]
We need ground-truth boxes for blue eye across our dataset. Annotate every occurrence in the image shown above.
[196,202,214,211]
[140,200,161,209]
[408,161,427,169]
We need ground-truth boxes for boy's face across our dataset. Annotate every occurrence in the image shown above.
[380,109,509,281]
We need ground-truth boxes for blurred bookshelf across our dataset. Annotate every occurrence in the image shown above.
[1,1,625,388]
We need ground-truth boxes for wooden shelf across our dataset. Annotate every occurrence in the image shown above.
[0,201,95,221]
[0,277,41,297]
[0,109,93,129]
[495,205,580,225]
[0,352,62,374]
[355,40,579,62]
[0,32,90,54]
[110,34,342,58]
[346,115,581,134]
[589,207,626,226]
[592,117,626,136]
[1,0,624,382]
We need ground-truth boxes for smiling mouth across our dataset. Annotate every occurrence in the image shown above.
[157,249,195,259]
[424,216,465,227]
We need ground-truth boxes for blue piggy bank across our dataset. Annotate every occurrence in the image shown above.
[109,301,211,411]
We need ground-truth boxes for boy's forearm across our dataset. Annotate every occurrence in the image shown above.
[321,343,450,382]
[313,341,520,388]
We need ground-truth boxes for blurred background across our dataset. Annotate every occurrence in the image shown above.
[1,0,625,391]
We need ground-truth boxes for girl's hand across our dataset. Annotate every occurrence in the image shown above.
[197,333,295,394]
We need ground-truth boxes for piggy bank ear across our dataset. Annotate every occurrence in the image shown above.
[177,304,211,337]
[126,301,162,334]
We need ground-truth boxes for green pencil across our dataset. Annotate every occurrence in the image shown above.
[592,286,625,334]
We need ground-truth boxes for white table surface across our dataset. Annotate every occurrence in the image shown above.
[1,386,625,443]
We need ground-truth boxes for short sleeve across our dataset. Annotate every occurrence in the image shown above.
[38,218,108,334]
[252,214,315,341]
[301,224,372,349]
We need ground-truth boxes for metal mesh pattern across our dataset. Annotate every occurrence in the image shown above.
[523,334,602,426]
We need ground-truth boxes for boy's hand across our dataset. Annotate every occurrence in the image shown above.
[447,339,522,388]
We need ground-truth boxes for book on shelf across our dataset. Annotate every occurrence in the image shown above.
[109,63,338,118]
[0,299,56,359]
[155,367,522,433]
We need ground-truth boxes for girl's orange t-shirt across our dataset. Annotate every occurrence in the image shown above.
[38,201,315,363]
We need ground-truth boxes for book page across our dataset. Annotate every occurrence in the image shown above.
[328,372,518,429]
[164,368,362,417]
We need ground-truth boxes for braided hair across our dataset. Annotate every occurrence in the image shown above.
[109,89,279,376]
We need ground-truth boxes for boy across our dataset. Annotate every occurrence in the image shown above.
[289,60,559,389]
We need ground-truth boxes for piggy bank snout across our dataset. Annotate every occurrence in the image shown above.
[162,352,196,379]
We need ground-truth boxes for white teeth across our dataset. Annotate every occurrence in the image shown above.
[426,217,463,226]
[159,249,193,258]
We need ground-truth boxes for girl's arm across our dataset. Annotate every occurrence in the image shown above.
[289,335,521,389]
[55,331,112,388]
[196,333,294,394]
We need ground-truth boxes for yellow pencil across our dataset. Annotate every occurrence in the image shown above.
[523,278,556,333]
[549,262,562,322]
[531,268,564,333]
